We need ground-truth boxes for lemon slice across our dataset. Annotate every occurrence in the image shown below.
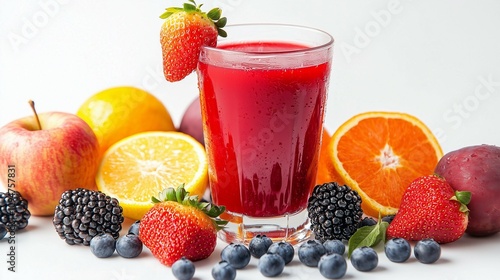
[96,131,208,220]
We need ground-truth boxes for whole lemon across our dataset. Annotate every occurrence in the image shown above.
[77,86,175,157]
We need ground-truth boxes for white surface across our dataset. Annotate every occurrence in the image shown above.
[1,216,500,280]
[1,0,500,279]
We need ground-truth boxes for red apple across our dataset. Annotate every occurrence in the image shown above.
[0,109,100,216]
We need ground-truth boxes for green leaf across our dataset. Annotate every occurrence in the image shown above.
[216,219,228,226]
[149,183,228,231]
[199,202,210,210]
[159,11,173,19]
[215,17,227,28]
[189,195,199,203]
[206,205,220,217]
[454,191,471,205]
[209,205,225,217]
[175,184,187,202]
[217,28,227,38]
[183,2,197,11]
[207,8,221,20]
[348,226,378,258]
[347,220,390,258]
[166,188,177,202]
[214,219,228,230]
[160,7,184,19]
[379,221,389,243]
[451,191,471,213]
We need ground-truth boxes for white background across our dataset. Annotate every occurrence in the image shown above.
[1,1,500,279]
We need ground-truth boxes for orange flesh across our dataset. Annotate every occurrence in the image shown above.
[338,117,440,208]
[324,112,443,217]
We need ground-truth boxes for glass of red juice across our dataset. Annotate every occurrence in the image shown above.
[197,24,333,244]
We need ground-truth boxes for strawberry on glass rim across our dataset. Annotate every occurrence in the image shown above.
[160,0,227,82]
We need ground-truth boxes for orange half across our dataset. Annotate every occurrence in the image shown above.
[326,111,443,217]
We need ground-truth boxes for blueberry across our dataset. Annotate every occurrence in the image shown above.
[350,246,378,272]
[172,257,195,280]
[90,233,116,258]
[267,241,294,264]
[221,243,251,269]
[0,224,7,240]
[318,253,347,279]
[298,239,326,267]
[414,239,441,264]
[258,253,285,277]
[359,217,377,227]
[323,240,345,255]
[211,260,236,280]
[381,215,395,224]
[249,235,273,258]
[116,234,143,258]
[385,238,411,263]
[128,220,140,235]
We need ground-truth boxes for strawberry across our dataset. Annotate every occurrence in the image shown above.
[160,0,227,82]
[139,185,227,266]
[386,175,471,244]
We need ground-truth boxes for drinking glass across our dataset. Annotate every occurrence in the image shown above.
[197,23,334,244]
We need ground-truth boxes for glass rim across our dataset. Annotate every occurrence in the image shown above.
[201,23,334,55]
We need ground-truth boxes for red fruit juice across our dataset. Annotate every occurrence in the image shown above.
[198,41,331,217]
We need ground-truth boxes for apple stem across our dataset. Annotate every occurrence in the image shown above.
[28,100,42,130]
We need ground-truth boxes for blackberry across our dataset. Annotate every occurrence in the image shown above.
[52,188,124,246]
[0,223,7,240]
[307,182,363,241]
[0,190,31,232]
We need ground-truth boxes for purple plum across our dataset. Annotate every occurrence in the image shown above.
[179,97,204,145]
[434,144,500,236]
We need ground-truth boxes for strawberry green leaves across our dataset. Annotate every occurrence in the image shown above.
[152,184,228,230]
[348,217,389,258]
[160,0,227,37]
[451,190,472,213]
